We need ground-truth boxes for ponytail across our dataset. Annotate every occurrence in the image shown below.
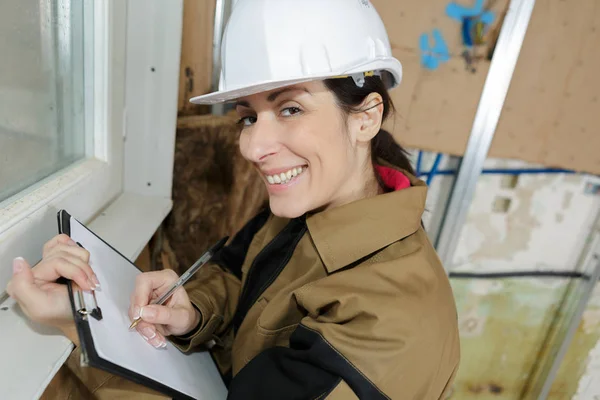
[324,75,415,176]
[371,129,415,176]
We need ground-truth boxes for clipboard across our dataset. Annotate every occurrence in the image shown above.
[57,210,227,400]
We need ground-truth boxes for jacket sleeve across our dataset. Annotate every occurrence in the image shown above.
[170,208,271,352]
[227,241,460,399]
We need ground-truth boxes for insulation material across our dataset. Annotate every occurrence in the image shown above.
[157,115,267,275]
[371,0,600,175]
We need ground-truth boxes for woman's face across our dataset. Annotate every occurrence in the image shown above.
[236,80,380,218]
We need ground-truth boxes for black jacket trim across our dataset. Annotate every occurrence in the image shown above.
[210,208,271,279]
[227,324,389,400]
[232,216,307,334]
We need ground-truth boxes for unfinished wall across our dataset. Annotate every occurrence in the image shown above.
[372,0,600,175]
[415,149,600,399]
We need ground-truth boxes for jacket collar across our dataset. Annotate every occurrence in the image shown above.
[305,165,427,273]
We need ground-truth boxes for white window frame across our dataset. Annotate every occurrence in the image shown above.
[0,1,183,398]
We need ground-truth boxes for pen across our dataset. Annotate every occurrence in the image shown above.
[128,236,229,330]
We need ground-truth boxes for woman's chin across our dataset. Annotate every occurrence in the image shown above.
[268,198,307,219]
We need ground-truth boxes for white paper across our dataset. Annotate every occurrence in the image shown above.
[70,217,227,400]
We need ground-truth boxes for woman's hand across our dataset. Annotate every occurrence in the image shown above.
[6,234,98,344]
[129,269,200,349]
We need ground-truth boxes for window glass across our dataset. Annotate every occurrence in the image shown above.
[0,0,89,202]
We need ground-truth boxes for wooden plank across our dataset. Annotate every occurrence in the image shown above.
[491,0,600,174]
[178,0,216,114]
[371,0,600,175]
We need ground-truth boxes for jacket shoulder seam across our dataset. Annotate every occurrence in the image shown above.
[300,324,391,400]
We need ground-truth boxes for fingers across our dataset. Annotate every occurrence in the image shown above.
[7,258,36,300]
[33,255,96,291]
[130,270,179,310]
[7,258,52,321]
[43,234,75,257]
[45,242,91,264]
[134,321,167,349]
[137,304,194,333]
[39,240,98,289]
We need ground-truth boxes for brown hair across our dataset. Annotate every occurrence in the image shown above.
[323,75,415,176]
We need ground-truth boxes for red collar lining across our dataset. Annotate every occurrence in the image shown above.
[375,165,411,191]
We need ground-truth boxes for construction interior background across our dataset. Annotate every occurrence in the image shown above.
[173,0,600,398]
[1,0,599,399]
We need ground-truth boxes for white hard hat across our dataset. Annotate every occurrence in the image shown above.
[190,0,403,105]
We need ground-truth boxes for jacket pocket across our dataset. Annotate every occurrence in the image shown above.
[242,298,298,364]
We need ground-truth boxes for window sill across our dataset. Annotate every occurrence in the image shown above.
[0,191,172,399]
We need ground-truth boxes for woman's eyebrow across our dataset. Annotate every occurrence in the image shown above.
[267,87,312,102]
[234,86,312,108]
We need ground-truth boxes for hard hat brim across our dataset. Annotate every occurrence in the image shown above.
[190,76,327,105]
[190,58,403,105]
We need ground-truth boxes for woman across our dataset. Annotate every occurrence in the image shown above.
[6,0,460,399]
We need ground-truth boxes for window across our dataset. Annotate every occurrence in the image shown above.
[0,1,182,397]
[0,0,182,396]
[0,0,88,202]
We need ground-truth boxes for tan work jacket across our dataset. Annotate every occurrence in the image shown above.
[51,168,460,399]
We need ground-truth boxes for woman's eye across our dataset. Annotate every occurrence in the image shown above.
[281,107,302,117]
[237,116,257,126]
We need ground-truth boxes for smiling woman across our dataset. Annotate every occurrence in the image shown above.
[234,82,386,218]
[6,1,460,399]
[234,80,408,219]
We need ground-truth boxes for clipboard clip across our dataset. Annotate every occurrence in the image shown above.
[73,287,103,321]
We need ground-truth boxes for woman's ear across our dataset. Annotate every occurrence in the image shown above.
[350,93,384,143]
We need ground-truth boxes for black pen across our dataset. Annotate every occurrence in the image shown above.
[128,236,228,330]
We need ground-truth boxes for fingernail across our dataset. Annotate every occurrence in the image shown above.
[92,274,100,288]
[68,239,77,246]
[12,257,24,274]
[149,335,165,349]
[87,279,96,291]
[141,326,156,340]
[133,306,141,319]
[141,306,156,320]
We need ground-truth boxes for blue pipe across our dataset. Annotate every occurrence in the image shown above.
[419,167,576,177]
[426,153,443,186]
[416,151,423,177]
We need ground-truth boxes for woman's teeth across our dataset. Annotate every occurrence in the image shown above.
[266,166,306,185]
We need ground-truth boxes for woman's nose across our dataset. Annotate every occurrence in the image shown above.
[241,117,282,162]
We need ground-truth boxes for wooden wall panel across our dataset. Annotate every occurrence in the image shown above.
[178,0,216,114]
[490,0,600,174]
[371,0,506,158]
[371,0,600,175]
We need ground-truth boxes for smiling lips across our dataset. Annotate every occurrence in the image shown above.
[264,166,307,185]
